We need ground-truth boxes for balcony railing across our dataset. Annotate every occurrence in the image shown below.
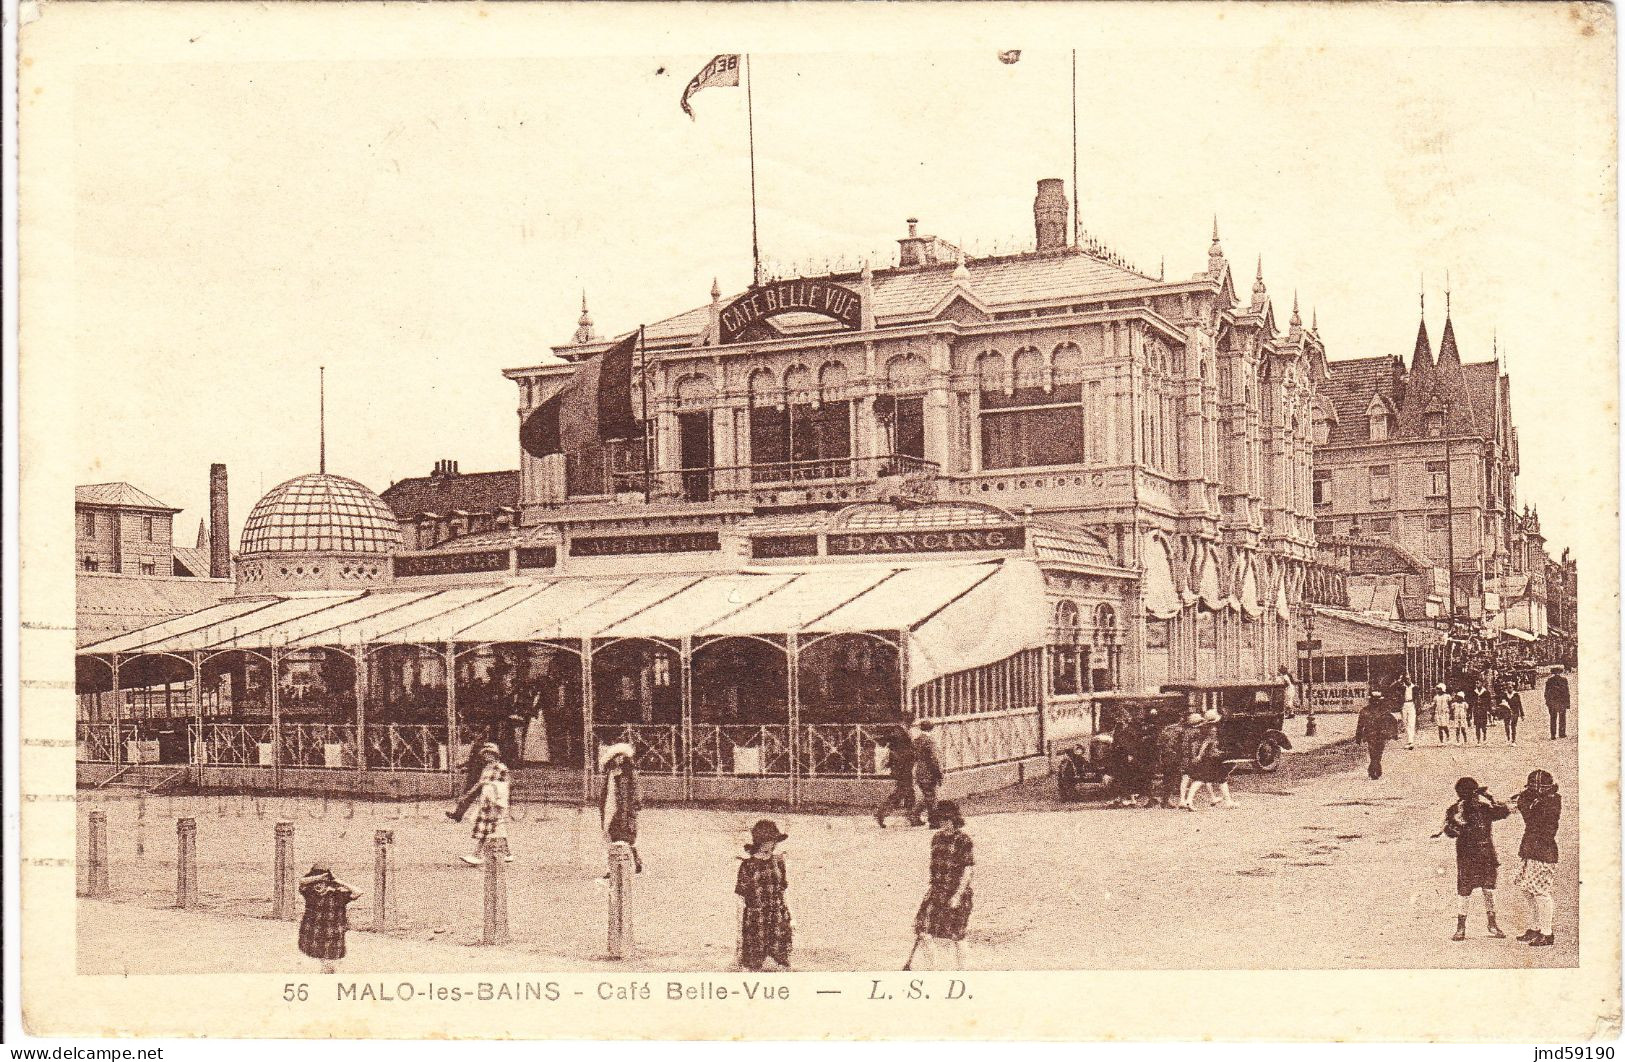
[569,453,939,504]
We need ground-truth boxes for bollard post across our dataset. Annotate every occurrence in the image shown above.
[607,840,633,960]
[86,810,110,897]
[176,817,198,909]
[272,821,295,920]
[373,829,395,930]
[481,837,509,946]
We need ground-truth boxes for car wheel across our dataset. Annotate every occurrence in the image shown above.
[1255,738,1282,772]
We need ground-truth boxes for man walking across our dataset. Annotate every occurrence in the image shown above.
[1354,692,1396,780]
[1398,673,1418,750]
[911,719,944,827]
[1544,667,1571,740]
[875,725,919,827]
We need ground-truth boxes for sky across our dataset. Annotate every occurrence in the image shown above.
[44,2,1615,558]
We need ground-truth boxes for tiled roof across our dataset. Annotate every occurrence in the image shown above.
[75,482,178,512]
[1322,352,1503,447]
[75,572,234,647]
[380,470,520,519]
[632,249,1161,348]
[172,545,212,578]
[1321,357,1400,446]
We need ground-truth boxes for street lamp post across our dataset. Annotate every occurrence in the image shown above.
[1303,605,1317,738]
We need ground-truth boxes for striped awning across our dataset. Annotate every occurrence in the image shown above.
[78,560,1051,691]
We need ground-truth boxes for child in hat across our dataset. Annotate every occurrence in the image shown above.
[735,820,792,971]
[1183,709,1237,809]
[298,860,362,974]
[913,800,975,970]
[1512,769,1562,946]
[1451,692,1470,745]
[1432,684,1452,744]
[1441,775,1511,940]
[459,742,513,866]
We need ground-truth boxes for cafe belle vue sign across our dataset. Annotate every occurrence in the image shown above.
[719,279,862,344]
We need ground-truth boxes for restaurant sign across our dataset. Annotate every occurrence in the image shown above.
[719,279,862,344]
[826,527,1025,556]
[570,531,721,557]
[394,550,509,578]
[1308,681,1369,712]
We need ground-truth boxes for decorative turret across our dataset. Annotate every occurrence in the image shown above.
[953,249,971,284]
[705,278,722,347]
[1207,216,1226,277]
[573,292,596,344]
[1288,291,1303,337]
[1433,283,1478,434]
[1396,287,1437,433]
[1250,256,1267,310]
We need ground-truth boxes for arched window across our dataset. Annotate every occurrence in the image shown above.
[1052,342,1084,385]
[1011,347,1045,394]
[885,353,927,392]
[817,361,848,405]
[975,350,1005,393]
[1050,600,1081,695]
[978,346,1086,470]
[675,373,716,409]
[1091,604,1120,691]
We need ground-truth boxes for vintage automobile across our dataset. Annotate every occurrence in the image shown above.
[1159,681,1295,771]
[1053,693,1185,802]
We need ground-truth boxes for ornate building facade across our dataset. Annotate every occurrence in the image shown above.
[1314,301,1518,624]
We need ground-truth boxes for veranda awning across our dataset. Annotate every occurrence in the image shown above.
[77,560,1054,692]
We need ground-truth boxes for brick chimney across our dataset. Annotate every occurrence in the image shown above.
[1034,178,1068,252]
[431,459,459,479]
[208,463,229,579]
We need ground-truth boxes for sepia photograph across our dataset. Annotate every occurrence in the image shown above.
[12,0,1620,1044]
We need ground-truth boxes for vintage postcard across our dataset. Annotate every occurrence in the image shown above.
[14,0,1621,1043]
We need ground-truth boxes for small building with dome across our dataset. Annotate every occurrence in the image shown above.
[235,472,402,593]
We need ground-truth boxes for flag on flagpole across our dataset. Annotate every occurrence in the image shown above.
[519,332,641,457]
[681,54,742,118]
[998,50,1022,64]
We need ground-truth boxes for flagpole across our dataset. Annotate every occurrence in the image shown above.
[746,53,761,287]
[638,325,651,503]
[1071,49,1079,246]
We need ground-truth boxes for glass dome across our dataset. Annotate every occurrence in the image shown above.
[240,472,402,556]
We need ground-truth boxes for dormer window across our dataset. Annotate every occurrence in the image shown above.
[1425,411,1445,437]
[1365,395,1393,441]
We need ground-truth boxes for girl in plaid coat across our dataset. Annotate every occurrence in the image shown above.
[459,743,512,866]
[913,800,975,970]
[735,820,792,971]
[298,860,362,974]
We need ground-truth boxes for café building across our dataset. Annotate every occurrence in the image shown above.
[77,179,1341,804]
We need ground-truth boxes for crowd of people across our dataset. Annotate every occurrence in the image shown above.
[291,669,1576,973]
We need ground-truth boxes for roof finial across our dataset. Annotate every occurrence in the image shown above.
[1212,214,1220,242]
[1444,269,1451,318]
[574,291,596,344]
[711,277,721,300]
[953,248,970,283]
[1290,290,1301,328]
[1312,306,1319,332]
[318,365,326,475]
[1419,272,1425,316]
[1159,255,1165,280]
